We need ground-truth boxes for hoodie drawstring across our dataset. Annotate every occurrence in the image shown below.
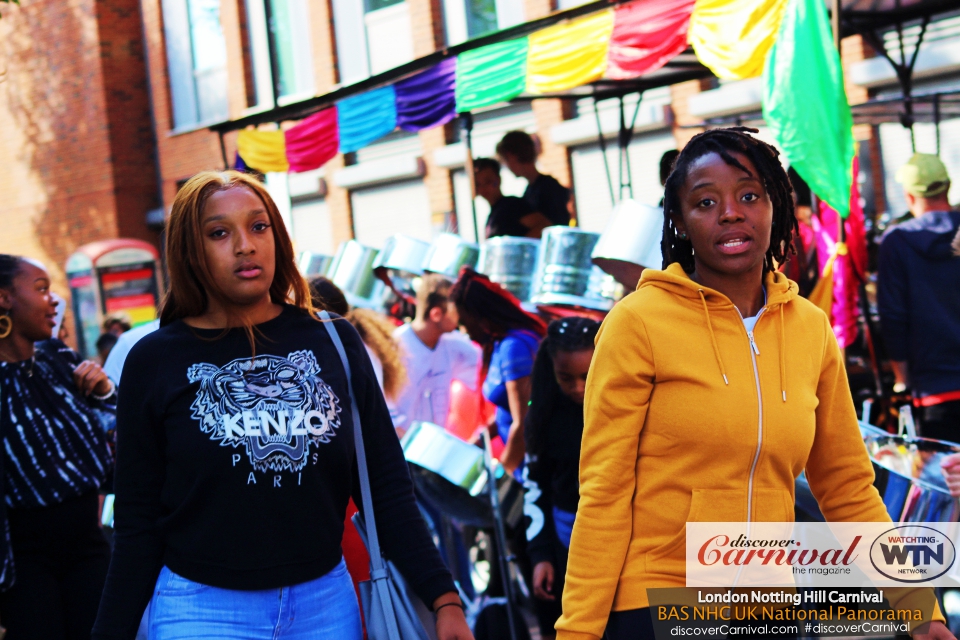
[698,289,729,385]
[779,305,787,403]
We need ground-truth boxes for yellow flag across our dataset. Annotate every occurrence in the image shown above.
[526,10,615,94]
[688,0,789,80]
[237,129,289,173]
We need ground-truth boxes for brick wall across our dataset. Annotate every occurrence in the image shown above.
[670,78,714,149]
[0,0,161,345]
[139,0,235,214]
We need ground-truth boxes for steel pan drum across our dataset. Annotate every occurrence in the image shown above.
[591,200,664,290]
[327,241,385,309]
[297,252,333,279]
[422,233,479,279]
[532,227,613,311]
[794,423,959,523]
[863,431,960,523]
[373,235,430,277]
[478,237,540,303]
[401,421,524,529]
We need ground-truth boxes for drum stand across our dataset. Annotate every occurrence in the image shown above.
[481,428,521,640]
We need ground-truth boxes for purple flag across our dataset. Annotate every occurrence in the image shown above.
[395,58,457,132]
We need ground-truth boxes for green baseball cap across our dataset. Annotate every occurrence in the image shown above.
[896,153,950,197]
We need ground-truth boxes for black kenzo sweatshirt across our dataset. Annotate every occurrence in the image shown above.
[92,306,454,639]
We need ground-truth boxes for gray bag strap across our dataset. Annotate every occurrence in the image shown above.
[320,312,403,639]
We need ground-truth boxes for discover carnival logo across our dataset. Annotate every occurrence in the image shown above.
[686,522,960,588]
[869,525,956,583]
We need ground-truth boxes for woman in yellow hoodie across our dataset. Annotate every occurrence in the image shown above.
[556,128,952,640]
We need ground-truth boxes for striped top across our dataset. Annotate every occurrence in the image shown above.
[0,339,114,588]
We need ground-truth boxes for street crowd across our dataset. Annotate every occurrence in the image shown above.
[0,128,958,640]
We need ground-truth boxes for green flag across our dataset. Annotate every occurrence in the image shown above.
[455,38,528,113]
[762,0,854,217]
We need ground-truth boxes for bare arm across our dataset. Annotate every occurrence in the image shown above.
[520,212,554,239]
[500,376,531,473]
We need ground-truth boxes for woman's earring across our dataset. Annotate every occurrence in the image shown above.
[678,232,688,240]
[0,314,11,340]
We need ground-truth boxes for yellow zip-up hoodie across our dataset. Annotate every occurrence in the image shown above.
[556,264,937,640]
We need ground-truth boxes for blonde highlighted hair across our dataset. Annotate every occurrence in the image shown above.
[346,308,406,401]
[160,171,315,347]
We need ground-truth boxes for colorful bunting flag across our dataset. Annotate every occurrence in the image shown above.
[237,129,288,173]
[338,86,397,153]
[689,0,789,80]
[455,38,529,112]
[526,10,615,94]
[607,0,695,79]
[395,58,457,132]
[284,108,339,173]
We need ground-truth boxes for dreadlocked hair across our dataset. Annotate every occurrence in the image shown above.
[525,316,600,456]
[449,267,547,367]
[661,127,798,274]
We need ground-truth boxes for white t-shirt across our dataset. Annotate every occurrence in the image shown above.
[393,325,481,429]
[103,320,161,385]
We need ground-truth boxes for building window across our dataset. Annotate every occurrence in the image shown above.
[365,0,403,10]
[245,0,315,108]
[443,0,524,46]
[162,0,229,128]
[332,0,414,84]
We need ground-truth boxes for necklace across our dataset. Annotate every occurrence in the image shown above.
[25,356,35,378]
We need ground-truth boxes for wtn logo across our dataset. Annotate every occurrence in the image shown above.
[879,542,944,565]
[870,526,956,583]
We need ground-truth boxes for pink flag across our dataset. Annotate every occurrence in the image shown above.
[284,108,339,173]
[606,0,696,80]
[813,158,867,348]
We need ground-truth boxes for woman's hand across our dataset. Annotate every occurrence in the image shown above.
[73,360,113,397]
[913,620,955,639]
[533,560,556,601]
[432,593,473,640]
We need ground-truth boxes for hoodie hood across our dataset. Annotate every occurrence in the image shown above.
[885,210,960,261]
[638,262,799,308]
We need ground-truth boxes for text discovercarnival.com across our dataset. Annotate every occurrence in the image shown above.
[641,521,960,638]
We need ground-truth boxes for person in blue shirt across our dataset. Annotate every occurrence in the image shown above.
[449,268,546,474]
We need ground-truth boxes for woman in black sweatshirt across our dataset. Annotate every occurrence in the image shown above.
[92,171,472,640]
[522,317,599,640]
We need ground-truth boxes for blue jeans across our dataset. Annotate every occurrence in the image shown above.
[148,558,363,640]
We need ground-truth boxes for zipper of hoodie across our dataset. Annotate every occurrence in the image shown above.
[736,306,766,526]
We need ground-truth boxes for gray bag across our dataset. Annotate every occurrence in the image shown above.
[321,312,438,640]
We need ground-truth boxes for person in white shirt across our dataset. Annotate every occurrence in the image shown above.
[393,274,480,433]
[102,319,160,386]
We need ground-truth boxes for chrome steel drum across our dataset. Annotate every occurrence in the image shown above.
[401,421,524,529]
[297,252,333,278]
[372,235,430,277]
[327,241,385,309]
[591,199,664,290]
[422,233,479,279]
[372,235,430,302]
[532,227,613,311]
[862,430,960,523]
[478,237,540,303]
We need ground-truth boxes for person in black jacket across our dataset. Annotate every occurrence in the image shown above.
[877,153,960,441]
[91,171,472,640]
[522,317,599,640]
[0,255,115,640]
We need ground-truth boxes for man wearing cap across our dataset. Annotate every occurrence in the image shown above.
[878,153,960,441]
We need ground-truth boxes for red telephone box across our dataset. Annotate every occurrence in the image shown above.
[65,239,163,359]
